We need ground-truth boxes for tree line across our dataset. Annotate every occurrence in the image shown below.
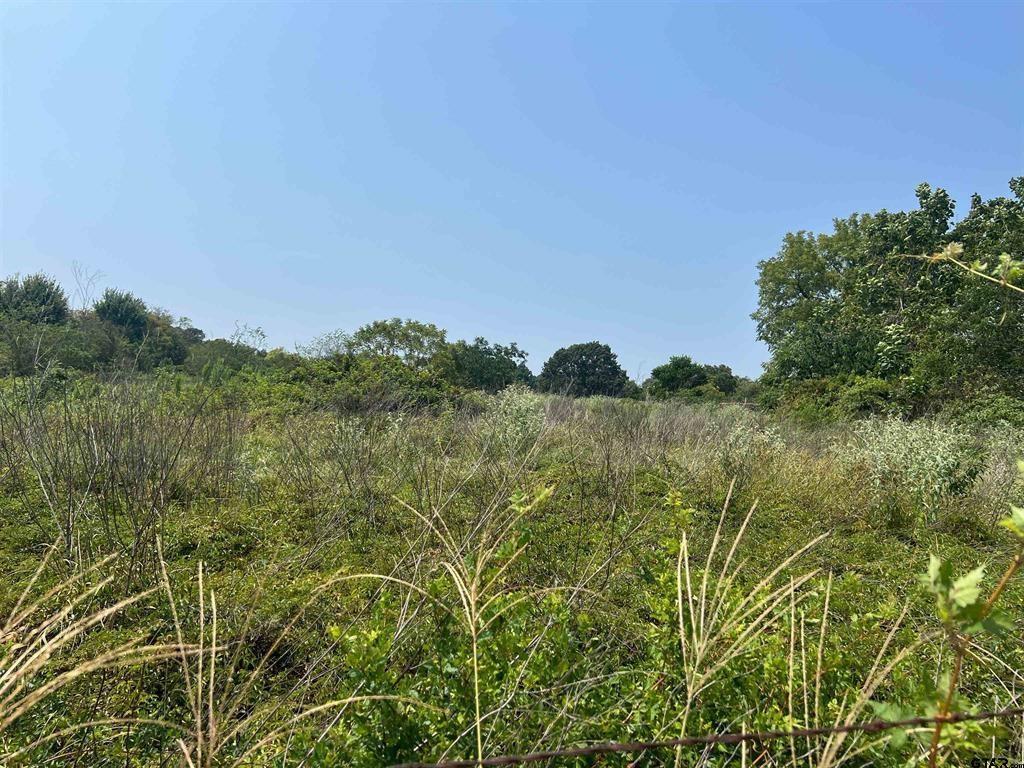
[0,278,752,404]
[2,176,1020,420]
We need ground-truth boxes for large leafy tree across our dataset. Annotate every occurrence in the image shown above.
[94,288,149,341]
[0,273,69,324]
[753,179,1024,407]
[538,341,631,397]
[349,318,446,366]
[645,355,739,397]
[446,337,535,393]
[303,318,448,368]
[645,356,739,399]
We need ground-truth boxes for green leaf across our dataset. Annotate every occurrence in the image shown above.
[950,565,985,608]
[921,554,953,594]
[1000,505,1024,539]
[965,610,1013,637]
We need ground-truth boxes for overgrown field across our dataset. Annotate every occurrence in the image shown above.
[0,377,1021,766]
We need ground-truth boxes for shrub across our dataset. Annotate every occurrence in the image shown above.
[941,392,1024,428]
[94,289,148,341]
[484,384,545,455]
[0,274,69,325]
[837,418,983,523]
[716,406,784,486]
[770,375,899,424]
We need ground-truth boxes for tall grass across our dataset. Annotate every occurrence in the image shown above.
[0,545,181,761]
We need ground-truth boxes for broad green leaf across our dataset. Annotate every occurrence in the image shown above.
[950,565,985,608]
[965,610,1013,637]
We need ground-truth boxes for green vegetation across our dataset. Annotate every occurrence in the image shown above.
[0,178,1021,765]
[754,178,1024,422]
[644,355,753,402]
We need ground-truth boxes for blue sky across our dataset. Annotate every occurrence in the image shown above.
[1,2,1021,379]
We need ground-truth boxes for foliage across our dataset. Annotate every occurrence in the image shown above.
[911,458,1024,765]
[767,375,900,424]
[754,178,1024,412]
[185,338,268,379]
[939,392,1024,429]
[444,337,535,393]
[94,288,150,342]
[537,340,631,397]
[1,188,1022,763]
[306,317,451,368]
[0,383,1020,765]
[482,384,545,455]
[350,318,446,366]
[0,274,69,325]
[645,355,742,400]
[837,418,983,523]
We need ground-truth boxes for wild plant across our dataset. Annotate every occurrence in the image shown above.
[157,542,435,768]
[391,484,559,765]
[918,459,1024,767]
[0,379,103,558]
[482,384,545,458]
[816,600,934,768]
[0,376,218,578]
[838,418,983,523]
[274,408,408,541]
[715,409,784,488]
[975,425,1024,517]
[664,481,828,764]
[0,545,180,761]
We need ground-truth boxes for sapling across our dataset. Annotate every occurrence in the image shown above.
[923,459,1024,767]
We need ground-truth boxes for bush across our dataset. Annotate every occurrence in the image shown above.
[0,274,69,325]
[483,384,545,455]
[837,418,983,523]
[94,289,148,341]
[769,375,899,424]
[941,392,1024,428]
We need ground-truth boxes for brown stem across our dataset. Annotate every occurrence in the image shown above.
[928,545,1023,768]
[928,638,963,768]
[984,551,1023,615]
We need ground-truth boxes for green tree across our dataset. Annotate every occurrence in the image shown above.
[0,273,69,324]
[645,356,740,399]
[538,341,631,397]
[94,288,148,341]
[753,179,1024,411]
[646,355,706,397]
[186,338,267,377]
[446,337,535,393]
[306,318,448,368]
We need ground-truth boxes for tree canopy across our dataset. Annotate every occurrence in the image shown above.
[445,337,535,393]
[538,341,632,397]
[0,274,69,325]
[645,356,739,399]
[94,288,149,341]
[753,178,1024,414]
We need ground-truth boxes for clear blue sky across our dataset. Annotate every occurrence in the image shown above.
[1,2,1021,379]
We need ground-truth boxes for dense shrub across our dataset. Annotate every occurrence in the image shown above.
[768,375,902,424]
[483,383,545,455]
[94,288,149,341]
[0,273,69,325]
[837,418,984,522]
